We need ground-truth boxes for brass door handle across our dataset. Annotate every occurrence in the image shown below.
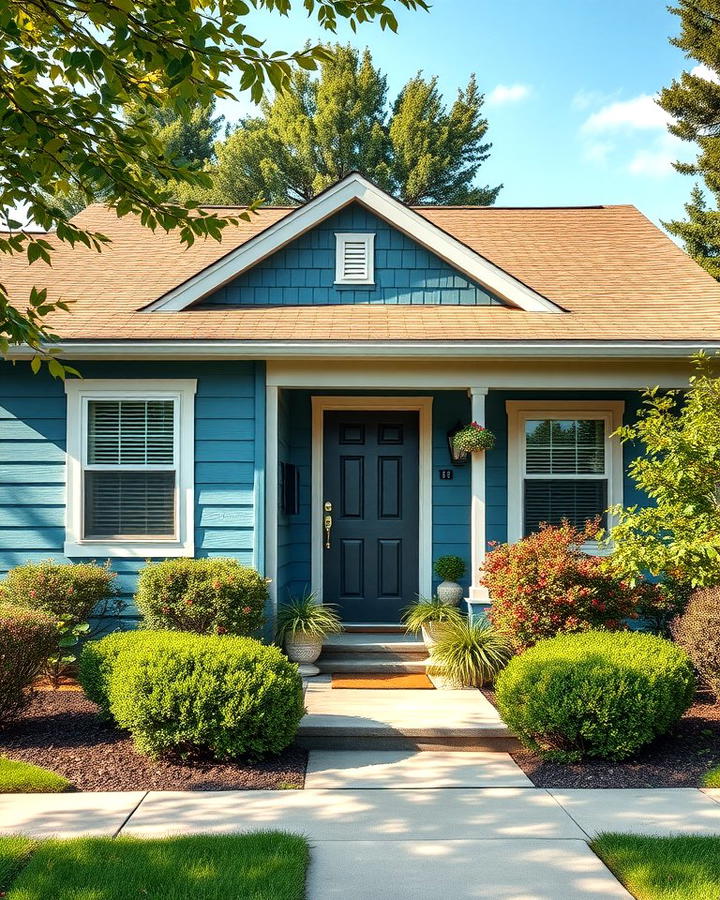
[323,501,332,549]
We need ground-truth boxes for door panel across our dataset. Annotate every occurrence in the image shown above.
[323,410,419,623]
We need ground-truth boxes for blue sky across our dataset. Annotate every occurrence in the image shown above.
[222,0,703,228]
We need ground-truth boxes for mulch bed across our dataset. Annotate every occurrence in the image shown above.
[483,687,720,788]
[0,692,307,792]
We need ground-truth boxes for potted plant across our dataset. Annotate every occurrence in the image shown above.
[276,594,342,676]
[402,598,463,652]
[428,618,512,690]
[433,554,466,605]
[452,421,496,455]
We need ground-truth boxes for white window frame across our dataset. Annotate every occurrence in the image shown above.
[64,379,196,557]
[334,232,375,285]
[506,400,624,552]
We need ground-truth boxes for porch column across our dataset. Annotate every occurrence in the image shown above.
[265,384,279,627]
[469,386,490,602]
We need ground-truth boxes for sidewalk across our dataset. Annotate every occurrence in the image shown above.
[1,752,719,899]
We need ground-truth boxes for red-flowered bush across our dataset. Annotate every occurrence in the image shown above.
[0,604,56,726]
[484,522,660,651]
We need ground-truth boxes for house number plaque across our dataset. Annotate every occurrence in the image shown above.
[439,469,454,480]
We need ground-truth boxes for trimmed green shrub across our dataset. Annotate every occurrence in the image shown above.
[107,633,304,759]
[495,631,695,762]
[433,555,466,583]
[0,560,118,624]
[78,630,189,715]
[672,587,720,700]
[135,558,268,636]
[0,605,56,726]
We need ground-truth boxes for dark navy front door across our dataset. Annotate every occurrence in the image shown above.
[323,410,419,623]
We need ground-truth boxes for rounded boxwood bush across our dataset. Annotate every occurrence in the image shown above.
[0,604,56,726]
[107,633,304,760]
[495,631,695,762]
[78,630,189,716]
[135,558,268,636]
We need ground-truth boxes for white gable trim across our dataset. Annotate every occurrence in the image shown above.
[146,173,562,314]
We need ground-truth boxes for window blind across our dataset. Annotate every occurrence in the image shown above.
[84,399,176,539]
[523,418,607,536]
[88,400,174,465]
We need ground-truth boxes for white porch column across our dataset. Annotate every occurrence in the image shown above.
[265,384,279,627]
[469,387,490,602]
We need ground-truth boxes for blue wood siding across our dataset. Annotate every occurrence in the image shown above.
[0,360,264,622]
[201,203,504,307]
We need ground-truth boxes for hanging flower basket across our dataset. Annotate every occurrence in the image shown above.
[452,422,496,454]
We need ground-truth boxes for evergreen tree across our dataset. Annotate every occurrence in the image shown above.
[660,1,720,276]
[195,44,500,206]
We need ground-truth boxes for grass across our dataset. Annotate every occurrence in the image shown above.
[592,833,720,900]
[0,832,309,900]
[0,757,71,793]
[0,837,36,893]
[702,764,720,788]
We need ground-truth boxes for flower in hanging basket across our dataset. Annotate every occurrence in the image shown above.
[452,422,496,454]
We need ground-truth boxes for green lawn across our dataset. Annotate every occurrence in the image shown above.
[0,833,309,900]
[592,833,720,900]
[702,764,720,788]
[0,757,71,793]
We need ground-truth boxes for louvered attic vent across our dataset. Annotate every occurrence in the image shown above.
[335,232,375,285]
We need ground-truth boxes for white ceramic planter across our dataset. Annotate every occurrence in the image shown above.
[284,633,324,677]
[421,621,450,651]
[436,580,464,606]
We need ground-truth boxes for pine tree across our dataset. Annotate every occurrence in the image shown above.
[195,44,500,206]
[659,1,720,275]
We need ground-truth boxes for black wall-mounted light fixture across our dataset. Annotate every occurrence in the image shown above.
[447,421,469,466]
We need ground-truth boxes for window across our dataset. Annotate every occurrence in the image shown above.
[335,232,375,285]
[506,401,624,545]
[65,380,196,557]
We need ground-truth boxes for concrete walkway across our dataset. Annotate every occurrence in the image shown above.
[2,752,720,898]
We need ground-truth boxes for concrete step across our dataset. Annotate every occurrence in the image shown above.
[316,657,428,675]
[323,635,426,655]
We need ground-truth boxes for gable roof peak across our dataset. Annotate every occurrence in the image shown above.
[145,172,564,314]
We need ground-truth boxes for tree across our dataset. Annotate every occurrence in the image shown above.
[666,185,720,280]
[191,44,500,206]
[659,1,720,276]
[607,354,720,588]
[0,0,428,374]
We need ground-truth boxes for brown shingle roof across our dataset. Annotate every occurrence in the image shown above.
[3,202,720,343]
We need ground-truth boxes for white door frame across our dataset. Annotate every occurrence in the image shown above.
[310,396,433,608]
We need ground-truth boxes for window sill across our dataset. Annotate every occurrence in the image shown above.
[64,540,195,559]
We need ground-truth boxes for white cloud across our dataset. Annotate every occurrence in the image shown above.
[572,88,618,111]
[584,141,615,164]
[627,134,687,178]
[690,63,720,84]
[487,83,531,105]
[581,94,672,133]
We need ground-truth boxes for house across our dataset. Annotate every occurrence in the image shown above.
[2,172,720,626]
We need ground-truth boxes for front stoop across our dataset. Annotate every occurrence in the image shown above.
[316,632,428,675]
[297,675,519,751]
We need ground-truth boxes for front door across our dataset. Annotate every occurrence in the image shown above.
[322,410,419,623]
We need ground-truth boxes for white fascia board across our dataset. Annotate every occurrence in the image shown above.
[6,340,720,360]
[145,173,562,314]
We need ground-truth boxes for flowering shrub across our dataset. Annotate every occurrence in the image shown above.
[135,558,268,636]
[0,604,56,725]
[452,422,496,453]
[484,522,661,651]
[0,560,119,624]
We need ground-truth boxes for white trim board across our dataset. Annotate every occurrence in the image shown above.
[505,399,624,548]
[310,396,433,607]
[64,378,197,558]
[146,173,561,314]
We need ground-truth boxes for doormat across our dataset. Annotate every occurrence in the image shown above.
[331,673,434,689]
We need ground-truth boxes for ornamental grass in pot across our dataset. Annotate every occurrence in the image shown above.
[402,598,463,651]
[276,594,342,676]
[428,618,512,689]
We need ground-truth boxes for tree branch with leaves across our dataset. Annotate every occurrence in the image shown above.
[0,0,428,372]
